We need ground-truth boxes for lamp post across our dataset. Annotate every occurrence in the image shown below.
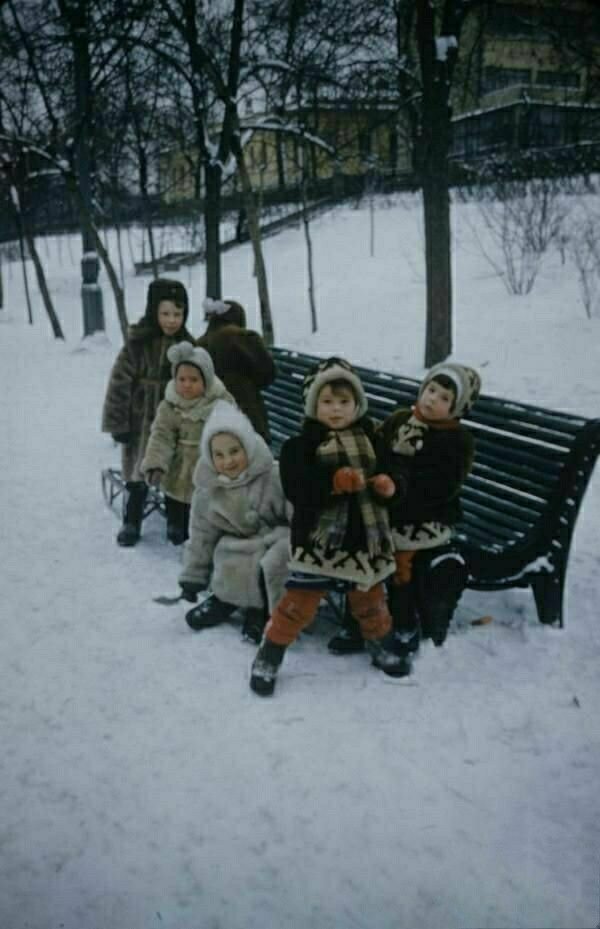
[72,0,104,336]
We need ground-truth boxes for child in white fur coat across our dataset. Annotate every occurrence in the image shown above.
[179,401,291,642]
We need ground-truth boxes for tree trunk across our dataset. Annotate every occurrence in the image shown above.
[24,228,65,339]
[417,0,457,367]
[422,168,452,366]
[17,224,33,325]
[231,135,275,345]
[204,161,222,298]
[301,170,317,333]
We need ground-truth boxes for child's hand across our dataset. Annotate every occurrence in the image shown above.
[145,468,164,488]
[368,474,396,498]
[333,467,366,494]
[112,432,131,444]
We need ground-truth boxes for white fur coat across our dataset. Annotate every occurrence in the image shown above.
[179,403,291,610]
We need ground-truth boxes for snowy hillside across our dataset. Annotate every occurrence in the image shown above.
[0,192,599,929]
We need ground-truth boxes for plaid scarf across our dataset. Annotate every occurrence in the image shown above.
[312,425,393,558]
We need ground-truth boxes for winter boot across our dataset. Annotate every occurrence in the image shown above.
[415,550,468,647]
[185,594,237,631]
[327,602,364,655]
[250,638,287,696]
[366,632,412,678]
[117,482,148,547]
[165,496,190,546]
[388,581,421,656]
[241,607,268,645]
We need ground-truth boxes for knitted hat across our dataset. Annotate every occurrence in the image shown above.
[200,400,260,466]
[146,278,189,325]
[202,297,246,329]
[167,341,214,389]
[419,363,481,418]
[302,356,368,420]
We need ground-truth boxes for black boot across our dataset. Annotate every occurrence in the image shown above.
[241,607,267,644]
[327,601,364,654]
[366,632,412,678]
[165,497,190,546]
[388,582,421,656]
[185,594,237,631]
[415,550,468,647]
[117,482,148,547]
[250,638,287,696]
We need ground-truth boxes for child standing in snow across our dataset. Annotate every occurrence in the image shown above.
[102,278,194,547]
[373,363,480,662]
[140,343,234,545]
[249,356,411,697]
[178,402,291,643]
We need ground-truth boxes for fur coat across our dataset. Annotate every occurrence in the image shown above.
[179,403,291,610]
[196,323,275,442]
[140,379,234,503]
[101,322,194,482]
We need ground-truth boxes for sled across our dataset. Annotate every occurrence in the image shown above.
[101,467,166,520]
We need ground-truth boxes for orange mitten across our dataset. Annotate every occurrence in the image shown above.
[333,467,366,494]
[368,473,396,498]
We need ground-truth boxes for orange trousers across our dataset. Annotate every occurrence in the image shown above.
[392,551,417,586]
[266,583,392,647]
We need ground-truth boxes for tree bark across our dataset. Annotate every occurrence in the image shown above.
[24,228,65,338]
[204,161,222,298]
[230,134,275,346]
[416,0,459,367]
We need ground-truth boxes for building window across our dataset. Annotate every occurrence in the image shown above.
[482,67,531,93]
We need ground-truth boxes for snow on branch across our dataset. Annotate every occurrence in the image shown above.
[435,35,458,62]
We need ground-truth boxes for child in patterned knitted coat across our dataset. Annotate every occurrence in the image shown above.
[249,356,411,697]
[377,362,481,661]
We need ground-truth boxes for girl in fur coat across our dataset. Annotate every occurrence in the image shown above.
[101,278,194,547]
[179,402,291,643]
[140,344,234,545]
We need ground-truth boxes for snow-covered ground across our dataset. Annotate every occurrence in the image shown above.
[1,192,599,929]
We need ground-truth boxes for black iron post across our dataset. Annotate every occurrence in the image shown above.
[72,0,104,336]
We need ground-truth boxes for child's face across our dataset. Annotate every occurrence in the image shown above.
[316,384,358,430]
[419,380,455,420]
[211,433,249,479]
[157,300,185,336]
[175,364,205,400]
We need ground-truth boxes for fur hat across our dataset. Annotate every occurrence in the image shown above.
[302,356,368,420]
[202,297,246,329]
[167,341,214,388]
[419,363,481,418]
[146,278,189,325]
[200,400,262,466]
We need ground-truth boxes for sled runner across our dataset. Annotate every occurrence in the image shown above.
[101,467,166,520]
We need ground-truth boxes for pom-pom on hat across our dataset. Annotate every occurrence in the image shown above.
[167,341,214,389]
[419,363,481,418]
[302,356,368,421]
[146,278,189,324]
[202,297,246,329]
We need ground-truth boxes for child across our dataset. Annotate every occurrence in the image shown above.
[249,356,411,697]
[197,298,276,442]
[140,343,234,545]
[178,401,291,643]
[376,362,481,658]
[102,278,194,547]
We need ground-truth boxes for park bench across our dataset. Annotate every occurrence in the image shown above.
[102,346,600,628]
[263,347,600,628]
